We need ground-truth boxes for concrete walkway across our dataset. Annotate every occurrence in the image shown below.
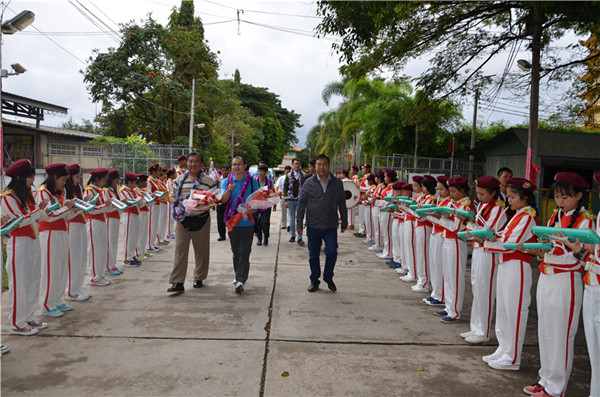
[1,210,592,396]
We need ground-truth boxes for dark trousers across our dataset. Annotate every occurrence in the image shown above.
[228,225,254,284]
[254,208,271,240]
[216,203,227,239]
[306,226,338,283]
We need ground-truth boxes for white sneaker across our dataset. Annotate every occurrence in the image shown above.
[90,277,111,286]
[11,325,39,336]
[27,320,48,330]
[411,286,430,293]
[482,351,502,364]
[465,335,490,345]
[488,358,519,371]
[377,254,392,259]
[362,239,373,245]
[460,330,478,339]
[66,291,90,301]
[395,267,408,275]
[368,245,381,251]
[400,275,417,283]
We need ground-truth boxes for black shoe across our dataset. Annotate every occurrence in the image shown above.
[263,238,269,246]
[297,239,305,246]
[287,226,290,232]
[167,282,184,292]
[235,283,244,294]
[193,280,203,288]
[307,282,319,293]
[281,226,286,229]
[257,239,262,246]
[124,260,140,267]
[217,237,226,241]
[324,278,337,292]
[289,236,295,243]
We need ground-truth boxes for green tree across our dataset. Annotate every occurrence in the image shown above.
[259,117,285,166]
[59,118,98,134]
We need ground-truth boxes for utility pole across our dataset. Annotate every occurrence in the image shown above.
[413,124,419,172]
[188,78,195,153]
[526,4,541,182]
[469,90,479,182]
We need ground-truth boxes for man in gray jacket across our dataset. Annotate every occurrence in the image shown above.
[296,154,348,292]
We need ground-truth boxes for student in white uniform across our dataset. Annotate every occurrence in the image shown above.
[120,172,142,267]
[104,169,123,276]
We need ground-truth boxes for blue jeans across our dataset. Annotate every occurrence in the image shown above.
[306,227,338,283]
[287,201,302,239]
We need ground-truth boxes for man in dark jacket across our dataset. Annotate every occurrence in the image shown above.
[296,154,348,293]
[283,158,306,246]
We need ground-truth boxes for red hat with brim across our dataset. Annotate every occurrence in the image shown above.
[448,177,469,187]
[147,163,160,172]
[5,159,32,177]
[178,155,187,162]
[423,175,436,183]
[412,175,424,183]
[45,163,68,175]
[507,177,536,192]
[341,169,348,174]
[137,173,148,181]
[352,165,359,171]
[108,169,119,177]
[392,182,403,190]
[476,176,501,188]
[90,167,109,176]
[166,168,174,175]
[437,176,449,184]
[125,172,138,181]
[554,172,590,189]
[67,163,80,175]
[594,172,600,185]
[362,163,371,169]
[401,183,413,191]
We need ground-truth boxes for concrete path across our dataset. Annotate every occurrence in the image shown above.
[1,210,592,396]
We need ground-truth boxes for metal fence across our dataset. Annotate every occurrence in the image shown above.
[42,141,189,176]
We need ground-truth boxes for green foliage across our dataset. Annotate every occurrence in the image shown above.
[59,118,98,134]
[259,117,285,166]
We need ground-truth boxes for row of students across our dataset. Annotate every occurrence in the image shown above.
[2,160,177,336]
[355,169,599,397]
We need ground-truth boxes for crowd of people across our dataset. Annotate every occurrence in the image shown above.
[2,153,599,397]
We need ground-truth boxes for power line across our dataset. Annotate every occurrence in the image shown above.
[202,0,322,19]
[87,0,121,29]
[68,0,121,44]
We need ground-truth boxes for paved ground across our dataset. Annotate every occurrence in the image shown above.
[1,210,592,396]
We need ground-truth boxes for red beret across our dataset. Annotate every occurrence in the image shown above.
[45,163,68,175]
[507,177,536,192]
[401,183,413,191]
[594,172,600,185]
[376,170,385,179]
[178,155,187,161]
[137,173,148,181]
[554,172,589,189]
[362,163,371,169]
[392,182,403,190]
[166,168,175,174]
[412,175,424,183]
[5,159,32,177]
[351,165,359,171]
[90,168,109,176]
[448,177,469,187]
[108,169,119,177]
[125,172,138,181]
[423,175,436,183]
[437,176,449,184]
[340,169,348,174]
[67,164,80,174]
[147,163,160,172]
[385,169,397,178]
[161,168,168,173]
[476,176,501,189]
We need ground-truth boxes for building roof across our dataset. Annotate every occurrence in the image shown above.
[3,119,101,139]
[470,127,600,160]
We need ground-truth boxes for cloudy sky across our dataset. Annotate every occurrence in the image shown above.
[1,0,584,146]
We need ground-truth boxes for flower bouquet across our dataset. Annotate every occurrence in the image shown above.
[182,189,220,214]
[227,186,278,231]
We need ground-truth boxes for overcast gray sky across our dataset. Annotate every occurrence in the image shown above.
[2,0,584,147]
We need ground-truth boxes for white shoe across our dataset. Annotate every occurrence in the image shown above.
[368,245,381,251]
[66,291,90,301]
[482,351,502,364]
[90,277,111,286]
[465,335,490,345]
[362,239,373,245]
[377,254,392,259]
[411,286,430,293]
[488,358,519,371]
[11,325,39,336]
[395,267,408,275]
[460,330,478,339]
[27,320,48,330]
[400,275,417,283]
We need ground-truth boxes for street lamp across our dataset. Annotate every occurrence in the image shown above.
[1,62,27,78]
[1,10,35,35]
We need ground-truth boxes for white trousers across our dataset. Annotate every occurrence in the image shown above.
[414,224,432,289]
[157,202,167,242]
[167,202,174,236]
[280,202,288,227]
[358,205,365,233]
[107,217,120,270]
[493,259,532,366]
[584,284,600,397]
[537,272,583,397]
[371,206,380,246]
[123,212,139,261]
[67,222,87,296]
[147,204,159,249]
[6,236,41,329]
[442,237,467,319]
[348,206,355,227]
[137,211,149,256]
[87,219,108,281]
[403,220,416,279]
[40,229,69,311]
[429,232,444,302]
[379,211,392,256]
[469,248,498,338]
[364,205,373,242]
[391,218,402,263]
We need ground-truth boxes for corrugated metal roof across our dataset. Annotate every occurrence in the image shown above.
[2,119,101,139]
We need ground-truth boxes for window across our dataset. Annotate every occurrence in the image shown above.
[50,143,76,155]
[83,146,102,156]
